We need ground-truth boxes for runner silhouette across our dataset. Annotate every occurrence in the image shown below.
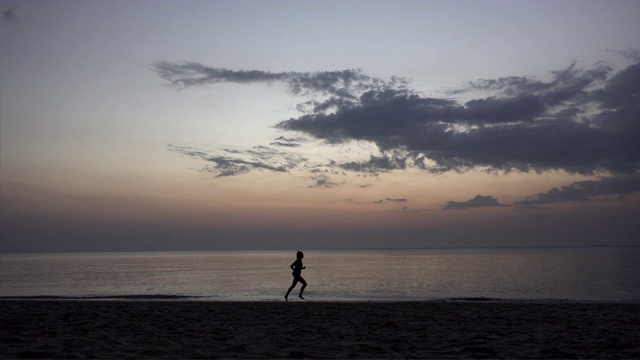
[285,250,307,301]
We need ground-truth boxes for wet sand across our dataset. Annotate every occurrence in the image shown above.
[1,300,639,359]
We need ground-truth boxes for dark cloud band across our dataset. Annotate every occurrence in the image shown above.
[443,195,506,210]
[277,61,639,175]
[159,56,640,204]
[155,61,407,99]
[516,174,640,206]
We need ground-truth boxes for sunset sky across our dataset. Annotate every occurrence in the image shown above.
[2,0,639,252]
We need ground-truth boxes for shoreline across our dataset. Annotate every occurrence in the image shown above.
[2,300,639,359]
[3,295,640,303]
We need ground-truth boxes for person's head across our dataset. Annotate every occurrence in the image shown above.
[296,250,304,259]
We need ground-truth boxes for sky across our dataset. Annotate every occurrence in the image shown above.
[1,0,640,252]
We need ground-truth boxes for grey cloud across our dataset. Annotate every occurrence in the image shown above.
[451,62,609,104]
[155,61,406,100]
[156,62,287,87]
[339,152,411,175]
[269,136,304,148]
[443,195,507,210]
[2,8,18,25]
[452,76,534,95]
[168,143,349,189]
[461,95,545,123]
[592,62,640,110]
[168,144,306,178]
[516,174,640,206]
[608,48,640,62]
[269,142,300,148]
[277,61,639,176]
[308,174,340,188]
[160,59,640,196]
[369,197,408,205]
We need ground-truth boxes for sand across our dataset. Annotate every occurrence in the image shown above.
[1,300,639,359]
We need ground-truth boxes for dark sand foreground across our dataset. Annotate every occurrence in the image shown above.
[1,300,639,359]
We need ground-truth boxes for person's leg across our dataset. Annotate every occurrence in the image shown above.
[298,277,307,299]
[285,278,298,301]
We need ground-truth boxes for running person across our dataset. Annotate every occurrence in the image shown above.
[285,251,307,301]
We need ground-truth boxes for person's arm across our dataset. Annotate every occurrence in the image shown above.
[290,261,296,270]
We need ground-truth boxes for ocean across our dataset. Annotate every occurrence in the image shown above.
[1,247,639,301]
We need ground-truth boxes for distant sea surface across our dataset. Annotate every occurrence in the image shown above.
[1,247,639,301]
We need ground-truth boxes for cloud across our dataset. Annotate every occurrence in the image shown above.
[443,195,507,210]
[367,198,409,205]
[155,61,407,100]
[277,61,639,176]
[516,174,640,206]
[269,136,304,148]
[338,152,411,175]
[169,142,349,188]
[2,6,19,27]
[168,144,308,177]
[159,57,640,199]
[2,10,20,25]
[308,174,340,188]
[608,48,640,62]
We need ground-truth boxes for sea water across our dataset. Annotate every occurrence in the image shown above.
[1,247,639,301]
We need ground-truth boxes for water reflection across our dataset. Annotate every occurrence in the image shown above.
[1,247,639,301]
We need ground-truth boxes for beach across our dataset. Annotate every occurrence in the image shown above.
[1,300,639,359]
